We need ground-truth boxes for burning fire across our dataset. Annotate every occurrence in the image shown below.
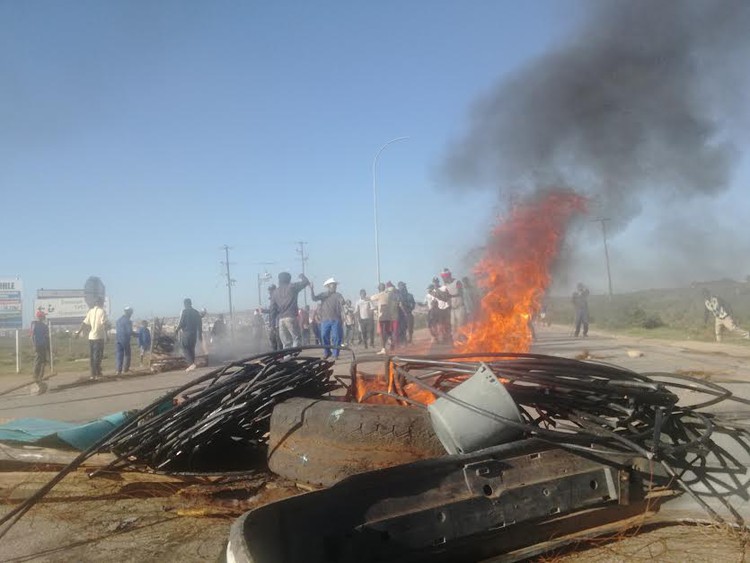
[352,188,586,406]
[460,189,587,353]
[353,361,437,406]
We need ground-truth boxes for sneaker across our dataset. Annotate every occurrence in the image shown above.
[376,348,386,355]
[185,364,196,372]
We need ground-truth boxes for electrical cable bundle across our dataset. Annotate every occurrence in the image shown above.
[373,353,750,525]
[105,348,340,472]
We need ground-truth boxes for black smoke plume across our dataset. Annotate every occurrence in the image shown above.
[441,0,750,231]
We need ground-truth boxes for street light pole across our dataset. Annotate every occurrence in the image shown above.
[372,136,409,285]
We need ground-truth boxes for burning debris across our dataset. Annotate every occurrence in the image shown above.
[149,317,208,373]
[3,347,750,562]
[460,189,587,353]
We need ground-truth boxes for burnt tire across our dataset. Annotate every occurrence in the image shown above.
[267,397,445,486]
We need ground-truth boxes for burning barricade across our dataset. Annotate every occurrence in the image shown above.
[3,191,750,561]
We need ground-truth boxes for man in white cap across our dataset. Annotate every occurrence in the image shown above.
[311,277,346,360]
[115,306,136,374]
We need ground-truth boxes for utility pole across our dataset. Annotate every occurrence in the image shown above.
[296,241,309,305]
[221,245,235,335]
[593,219,613,300]
[256,262,276,308]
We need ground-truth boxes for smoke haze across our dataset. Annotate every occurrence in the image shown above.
[441,0,750,290]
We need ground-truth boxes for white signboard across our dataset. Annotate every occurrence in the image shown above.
[35,297,90,323]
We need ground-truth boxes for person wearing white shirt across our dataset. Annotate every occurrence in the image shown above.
[355,289,375,348]
[75,297,109,380]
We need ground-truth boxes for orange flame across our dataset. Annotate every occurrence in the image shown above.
[461,189,587,353]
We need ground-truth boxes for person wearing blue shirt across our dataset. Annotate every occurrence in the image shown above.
[115,307,136,374]
[137,320,152,366]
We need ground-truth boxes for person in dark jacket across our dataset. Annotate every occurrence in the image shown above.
[175,298,203,371]
[262,285,282,351]
[270,272,309,348]
[311,277,345,360]
[397,281,416,344]
[211,315,227,341]
[115,307,136,374]
[30,310,50,394]
[572,282,590,337]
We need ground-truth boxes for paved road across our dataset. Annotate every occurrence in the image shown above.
[1,325,749,424]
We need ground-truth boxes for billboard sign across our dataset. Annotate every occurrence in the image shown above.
[35,290,111,325]
[0,278,22,330]
[35,297,90,324]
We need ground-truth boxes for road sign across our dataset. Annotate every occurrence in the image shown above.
[0,278,22,330]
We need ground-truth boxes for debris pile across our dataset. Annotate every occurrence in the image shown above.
[106,350,339,471]
[149,317,208,372]
[354,353,750,526]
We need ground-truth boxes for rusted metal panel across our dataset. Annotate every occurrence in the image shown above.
[226,439,648,563]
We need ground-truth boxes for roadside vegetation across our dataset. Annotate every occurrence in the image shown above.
[548,279,750,343]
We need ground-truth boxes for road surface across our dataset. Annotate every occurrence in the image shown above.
[1,324,749,424]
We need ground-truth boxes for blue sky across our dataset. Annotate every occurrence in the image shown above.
[3,1,748,322]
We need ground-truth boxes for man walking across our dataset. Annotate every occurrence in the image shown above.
[439,269,467,332]
[355,289,375,348]
[703,288,750,342]
[343,299,356,346]
[175,298,203,372]
[425,284,441,343]
[264,285,282,351]
[115,306,136,374]
[76,297,108,380]
[137,320,151,366]
[429,279,452,344]
[311,277,345,360]
[398,282,416,344]
[30,310,49,394]
[299,305,312,345]
[270,272,309,349]
[371,282,398,354]
[572,282,590,337]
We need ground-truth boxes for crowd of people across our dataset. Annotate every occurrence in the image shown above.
[258,267,475,359]
[27,275,750,396]
[28,299,153,394]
